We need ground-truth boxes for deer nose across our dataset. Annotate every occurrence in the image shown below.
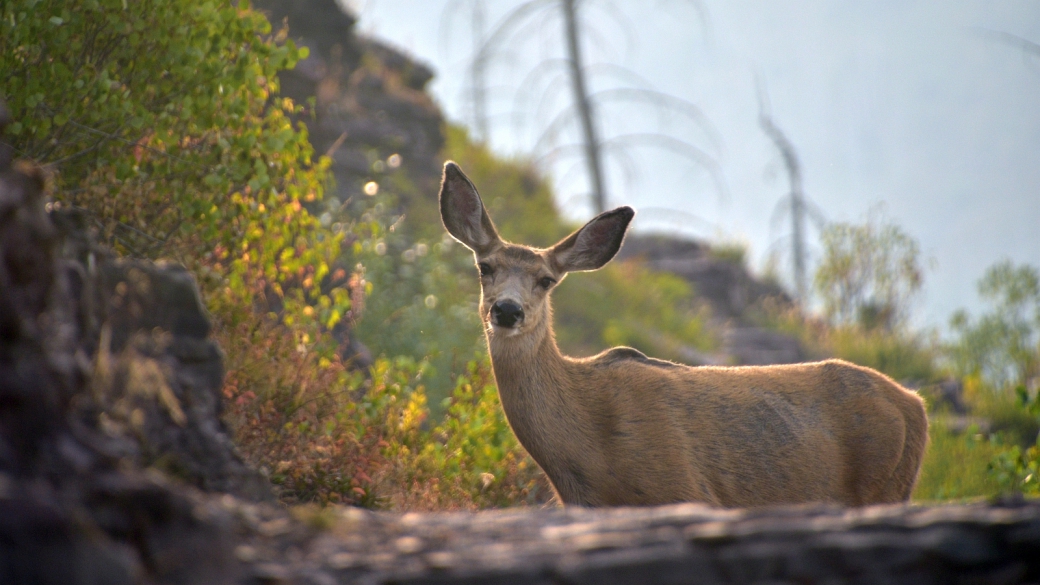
[491,300,524,328]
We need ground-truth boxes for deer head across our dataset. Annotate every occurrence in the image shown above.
[439,161,634,341]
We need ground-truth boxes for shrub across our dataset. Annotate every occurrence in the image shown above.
[987,385,1040,496]
[944,261,1040,496]
[2,0,382,506]
[376,358,551,510]
[2,0,350,352]
[222,314,548,508]
[814,215,924,332]
[762,300,937,383]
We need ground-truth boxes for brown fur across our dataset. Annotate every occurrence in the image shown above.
[439,161,929,508]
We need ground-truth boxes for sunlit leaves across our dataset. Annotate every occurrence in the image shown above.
[2,0,349,334]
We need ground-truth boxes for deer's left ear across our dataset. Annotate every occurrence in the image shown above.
[550,207,634,273]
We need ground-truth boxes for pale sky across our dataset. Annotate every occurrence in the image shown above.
[350,1,1040,331]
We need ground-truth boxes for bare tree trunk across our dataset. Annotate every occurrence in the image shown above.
[561,0,607,214]
[471,0,489,143]
[760,114,807,302]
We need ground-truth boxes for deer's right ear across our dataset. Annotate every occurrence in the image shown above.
[439,161,501,254]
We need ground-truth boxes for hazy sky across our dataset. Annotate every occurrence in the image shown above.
[350,1,1040,330]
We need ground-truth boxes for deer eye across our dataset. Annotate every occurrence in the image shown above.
[538,276,556,289]
[478,262,493,277]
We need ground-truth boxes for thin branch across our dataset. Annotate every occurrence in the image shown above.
[634,205,720,234]
[588,87,722,151]
[534,142,587,166]
[533,104,580,154]
[510,57,571,127]
[592,0,639,58]
[601,132,728,202]
[976,29,1040,57]
[603,144,639,197]
[476,0,558,67]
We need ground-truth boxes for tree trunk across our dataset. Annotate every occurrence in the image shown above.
[760,114,807,302]
[562,0,607,214]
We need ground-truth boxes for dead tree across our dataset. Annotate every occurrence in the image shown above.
[445,0,724,218]
[757,78,824,303]
[561,0,607,213]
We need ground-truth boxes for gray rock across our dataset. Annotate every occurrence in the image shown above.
[618,234,807,366]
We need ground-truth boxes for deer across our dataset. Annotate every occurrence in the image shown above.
[438,161,928,508]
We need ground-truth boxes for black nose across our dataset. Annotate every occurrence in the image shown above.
[491,301,524,328]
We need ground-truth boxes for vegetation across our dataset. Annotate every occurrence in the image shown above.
[913,418,1002,501]
[946,262,1040,497]
[6,0,1037,510]
[764,300,938,384]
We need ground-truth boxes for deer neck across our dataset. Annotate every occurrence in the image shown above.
[486,309,592,470]
[487,318,568,397]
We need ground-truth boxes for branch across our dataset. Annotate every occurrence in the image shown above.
[633,206,720,234]
[588,87,722,151]
[588,0,639,58]
[476,0,558,67]
[601,132,729,202]
[532,104,579,153]
[976,29,1040,58]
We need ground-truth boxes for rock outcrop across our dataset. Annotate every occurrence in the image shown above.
[0,107,270,503]
[619,235,808,365]
[254,0,444,211]
[0,101,243,584]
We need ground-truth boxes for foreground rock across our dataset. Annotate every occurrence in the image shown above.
[237,500,1040,585]
[52,212,272,501]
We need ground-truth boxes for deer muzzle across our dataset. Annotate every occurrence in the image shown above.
[490,300,524,329]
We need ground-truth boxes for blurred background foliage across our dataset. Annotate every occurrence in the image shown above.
[3,0,1038,509]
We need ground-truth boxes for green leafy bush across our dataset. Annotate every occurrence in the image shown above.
[376,357,551,510]
[1,0,349,338]
[987,385,1040,496]
[222,313,547,508]
[348,223,485,407]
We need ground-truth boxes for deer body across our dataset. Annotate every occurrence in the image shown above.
[439,162,928,507]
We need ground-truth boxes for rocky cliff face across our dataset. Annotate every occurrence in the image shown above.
[53,222,273,502]
[254,0,444,212]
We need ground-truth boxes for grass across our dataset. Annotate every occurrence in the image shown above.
[912,417,1002,502]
